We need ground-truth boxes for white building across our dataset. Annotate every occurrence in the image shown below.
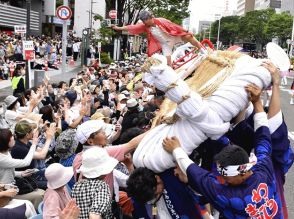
[188,0,237,33]
[236,0,255,16]
[281,0,294,15]
[74,0,106,37]
[255,0,281,10]
[182,17,190,30]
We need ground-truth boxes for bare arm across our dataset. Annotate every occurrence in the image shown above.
[33,124,56,160]
[112,25,128,31]
[261,61,281,119]
[121,131,148,154]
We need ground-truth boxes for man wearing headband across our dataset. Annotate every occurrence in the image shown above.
[112,10,205,66]
[162,83,283,218]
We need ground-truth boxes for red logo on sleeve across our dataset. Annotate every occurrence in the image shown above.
[245,183,278,219]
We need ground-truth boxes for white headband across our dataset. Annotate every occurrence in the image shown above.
[217,153,257,177]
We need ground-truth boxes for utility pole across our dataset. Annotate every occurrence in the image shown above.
[217,18,221,50]
[290,17,294,57]
[25,0,31,89]
[61,0,69,74]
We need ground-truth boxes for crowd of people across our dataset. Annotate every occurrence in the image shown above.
[0,10,294,219]
[0,47,293,219]
[0,32,85,81]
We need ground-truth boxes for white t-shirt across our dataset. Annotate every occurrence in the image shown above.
[73,43,79,52]
[150,26,182,56]
[5,110,21,128]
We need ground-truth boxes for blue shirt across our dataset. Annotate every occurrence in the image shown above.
[186,126,283,219]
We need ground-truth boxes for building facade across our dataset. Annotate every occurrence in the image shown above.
[237,0,255,16]
[281,0,294,15]
[255,0,281,10]
[74,0,106,37]
[0,0,42,35]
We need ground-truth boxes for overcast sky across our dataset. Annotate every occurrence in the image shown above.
[188,0,238,32]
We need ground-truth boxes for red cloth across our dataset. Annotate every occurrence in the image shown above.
[127,18,192,57]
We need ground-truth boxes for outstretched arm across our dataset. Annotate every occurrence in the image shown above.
[111,25,128,31]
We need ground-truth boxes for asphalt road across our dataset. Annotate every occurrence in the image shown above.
[279,82,294,218]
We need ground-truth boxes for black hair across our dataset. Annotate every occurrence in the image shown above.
[39,105,54,123]
[214,145,249,167]
[58,81,67,89]
[24,87,38,100]
[143,103,159,112]
[119,127,144,144]
[126,167,157,203]
[7,100,18,110]
[0,129,13,152]
[14,93,26,107]
[93,97,103,104]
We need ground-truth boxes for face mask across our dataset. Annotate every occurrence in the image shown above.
[120,104,126,109]
[21,69,25,75]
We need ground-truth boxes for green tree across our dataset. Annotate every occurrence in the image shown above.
[211,16,240,46]
[105,0,189,25]
[239,9,275,48]
[265,12,293,46]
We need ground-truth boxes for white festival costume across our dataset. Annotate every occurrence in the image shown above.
[133,43,290,172]
[133,44,289,173]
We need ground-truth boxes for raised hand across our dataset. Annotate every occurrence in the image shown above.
[59,199,80,219]
[245,83,262,104]
[46,123,56,140]
[261,60,280,85]
[162,136,181,153]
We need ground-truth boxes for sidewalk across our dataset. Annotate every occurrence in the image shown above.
[0,61,82,101]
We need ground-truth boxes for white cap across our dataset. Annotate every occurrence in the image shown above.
[45,163,73,189]
[126,98,138,108]
[76,120,105,144]
[118,94,128,102]
[77,147,118,178]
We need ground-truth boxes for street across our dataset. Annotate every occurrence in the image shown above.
[279,82,294,218]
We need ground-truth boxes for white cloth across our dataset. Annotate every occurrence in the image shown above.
[150,26,182,56]
[268,110,283,134]
[133,54,272,173]
[4,110,23,130]
[113,169,128,202]
[3,199,37,218]
[156,196,172,219]
[73,43,79,52]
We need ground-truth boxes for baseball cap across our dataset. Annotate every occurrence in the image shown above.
[15,120,36,135]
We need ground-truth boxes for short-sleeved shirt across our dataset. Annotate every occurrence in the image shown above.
[71,178,113,219]
[5,110,21,129]
[11,139,35,171]
[73,145,127,195]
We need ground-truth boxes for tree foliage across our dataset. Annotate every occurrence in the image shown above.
[211,16,240,45]
[265,12,293,46]
[210,9,293,49]
[105,0,189,25]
